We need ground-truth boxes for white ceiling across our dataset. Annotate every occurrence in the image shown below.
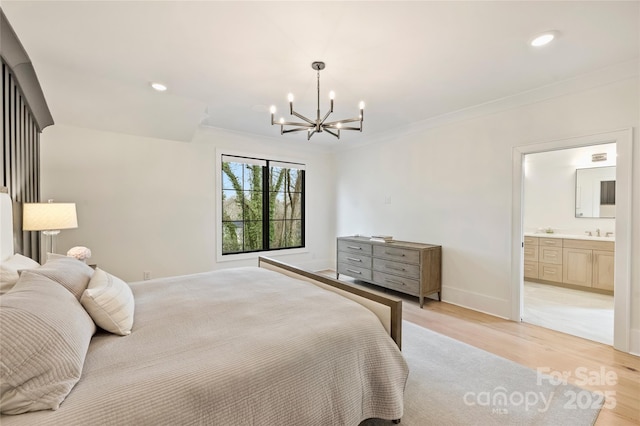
[3,1,639,145]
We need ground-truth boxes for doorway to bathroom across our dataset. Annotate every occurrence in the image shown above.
[511,128,632,353]
[522,143,616,344]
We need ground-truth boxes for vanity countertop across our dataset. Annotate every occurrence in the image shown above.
[524,232,614,242]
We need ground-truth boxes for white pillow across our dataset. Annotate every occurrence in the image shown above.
[0,254,39,294]
[80,268,134,336]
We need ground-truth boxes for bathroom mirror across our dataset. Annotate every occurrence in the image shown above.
[575,166,616,218]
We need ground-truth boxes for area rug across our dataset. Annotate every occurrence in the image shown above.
[362,321,602,425]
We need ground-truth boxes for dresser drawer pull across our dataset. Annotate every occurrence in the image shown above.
[347,246,362,250]
[386,265,405,272]
[347,257,362,262]
[385,251,405,257]
[346,269,362,275]
[385,278,405,286]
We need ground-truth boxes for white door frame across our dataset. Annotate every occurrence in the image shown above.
[510,128,633,353]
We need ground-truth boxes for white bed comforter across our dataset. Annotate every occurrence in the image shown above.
[2,267,408,425]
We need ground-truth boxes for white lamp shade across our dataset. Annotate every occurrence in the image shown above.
[23,203,78,231]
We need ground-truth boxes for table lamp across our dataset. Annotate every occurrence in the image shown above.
[23,200,78,254]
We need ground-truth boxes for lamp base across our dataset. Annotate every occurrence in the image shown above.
[42,230,60,254]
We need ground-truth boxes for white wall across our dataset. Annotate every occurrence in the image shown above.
[524,144,616,235]
[40,125,336,282]
[333,77,639,350]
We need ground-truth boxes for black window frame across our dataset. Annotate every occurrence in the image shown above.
[221,154,305,255]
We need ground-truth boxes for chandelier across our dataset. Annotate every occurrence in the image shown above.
[270,61,364,140]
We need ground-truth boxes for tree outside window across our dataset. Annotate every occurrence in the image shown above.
[221,155,304,254]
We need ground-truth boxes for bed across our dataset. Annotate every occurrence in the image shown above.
[0,190,408,425]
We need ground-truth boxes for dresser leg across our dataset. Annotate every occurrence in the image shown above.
[419,296,424,308]
[438,291,441,301]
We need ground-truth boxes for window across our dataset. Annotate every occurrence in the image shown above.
[221,155,305,255]
[600,180,615,205]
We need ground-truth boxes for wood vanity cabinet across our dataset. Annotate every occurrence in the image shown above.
[563,239,615,291]
[524,235,614,293]
[337,236,441,308]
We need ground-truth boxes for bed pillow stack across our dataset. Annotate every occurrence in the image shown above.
[0,255,135,415]
[0,271,96,414]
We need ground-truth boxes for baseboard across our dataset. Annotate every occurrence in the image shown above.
[442,286,511,319]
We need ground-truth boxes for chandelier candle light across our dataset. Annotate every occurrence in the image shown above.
[270,61,364,140]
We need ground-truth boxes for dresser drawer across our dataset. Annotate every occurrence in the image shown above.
[524,236,538,245]
[539,238,562,248]
[373,271,419,296]
[539,263,562,282]
[338,239,372,255]
[373,258,420,279]
[373,245,420,264]
[337,263,372,281]
[539,247,562,264]
[338,251,372,268]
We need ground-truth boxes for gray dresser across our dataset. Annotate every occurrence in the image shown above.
[336,236,442,308]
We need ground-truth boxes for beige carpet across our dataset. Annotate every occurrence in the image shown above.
[361,321,602,425]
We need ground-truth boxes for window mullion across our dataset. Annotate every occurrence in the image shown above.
[301,170,305,247]
[262,162,270,251]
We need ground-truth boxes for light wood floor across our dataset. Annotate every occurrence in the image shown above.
[327,274,640,425]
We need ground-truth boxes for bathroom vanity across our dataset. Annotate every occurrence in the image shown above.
[524,234,614,293]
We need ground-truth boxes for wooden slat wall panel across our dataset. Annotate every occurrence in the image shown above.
[1,60,41,261]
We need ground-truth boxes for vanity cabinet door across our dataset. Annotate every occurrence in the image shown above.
[593,250,614,291]
[563,248,592,287]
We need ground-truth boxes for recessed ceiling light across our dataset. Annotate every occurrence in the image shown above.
[150,82,167,92]
[530,32,556,47]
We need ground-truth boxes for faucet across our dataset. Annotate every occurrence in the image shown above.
[606,232,614,237]
[585,231,592,236]
[596,229,600,237]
